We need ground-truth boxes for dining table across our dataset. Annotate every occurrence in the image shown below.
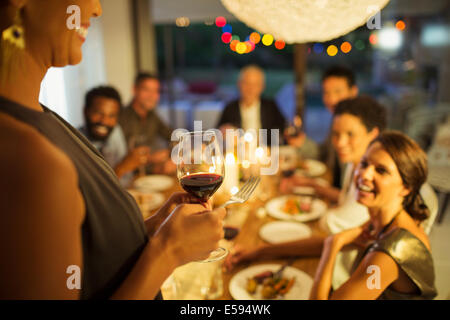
[130,164,332,300]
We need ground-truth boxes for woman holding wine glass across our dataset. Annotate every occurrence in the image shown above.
[0,0,225,299]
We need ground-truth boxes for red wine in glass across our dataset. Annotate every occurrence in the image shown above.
[177,131,227,262]
[180,173,224,202]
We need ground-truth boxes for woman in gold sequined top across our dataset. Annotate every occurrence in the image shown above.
[310,131,437,300]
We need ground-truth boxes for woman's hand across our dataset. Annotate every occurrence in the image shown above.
[167,192,211,208]
[329,226,365,249]
[145,192,211,236]
[224,245,261,272]
[154,204,227,266]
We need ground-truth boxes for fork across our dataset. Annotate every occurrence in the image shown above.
[219,176,261,208]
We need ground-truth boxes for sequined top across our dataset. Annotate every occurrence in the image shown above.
[355,228,437,300]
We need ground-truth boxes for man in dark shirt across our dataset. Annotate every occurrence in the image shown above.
[119,73,175,174]
[216,65,286,146]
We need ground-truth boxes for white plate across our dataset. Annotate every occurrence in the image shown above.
[259,221,312,244]
[297,159,327,177]
[265,195,327,222]
[139,192,165,212]
[134,175,174,192]
[292,186,315,196]
[127,190,165,215]
[229,264,313,300]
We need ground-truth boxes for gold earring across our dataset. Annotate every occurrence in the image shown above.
[2,10,25,49]
[1,10,25,85]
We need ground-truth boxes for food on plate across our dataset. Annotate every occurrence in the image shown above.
[281,197,312,215]
[246,270,296,299]
[246,278,257,294]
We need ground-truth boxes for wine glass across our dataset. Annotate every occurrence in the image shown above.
[177,130,227,262]
[129,134,149,177]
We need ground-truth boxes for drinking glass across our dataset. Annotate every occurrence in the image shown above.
[177,131,227,262]
[129,134,148,177]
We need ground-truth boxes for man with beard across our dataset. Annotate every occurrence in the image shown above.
[79,86,150,186]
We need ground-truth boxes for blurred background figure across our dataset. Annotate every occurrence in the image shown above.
[285,66,359,182]
[216,65,286,145]
[320,66,359,188]
[322,66,359,114]
[79,86,151,186]
[119,73,176,175]
[284,114,320,160]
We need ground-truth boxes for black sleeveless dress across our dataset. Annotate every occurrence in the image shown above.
[0,96,153,299]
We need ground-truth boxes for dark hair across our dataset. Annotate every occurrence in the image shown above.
[84,86,122,114]
[371,131,430,221]
[333,95,387,132]
[322,65,356,87]
[134,72,159,87]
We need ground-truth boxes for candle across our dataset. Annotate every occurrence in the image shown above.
[222,153,239,195]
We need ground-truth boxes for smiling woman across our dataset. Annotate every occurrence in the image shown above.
[0,0,225,299]
[310,131,437,300]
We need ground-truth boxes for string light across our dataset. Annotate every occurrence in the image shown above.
[215,16,226,27]
[274,40,286,50]
[236,42,247,54]
[222,24,232,33]
[396,20,406,31]
[230,39,239,51]
[214,17,285,54]
[221,32,232,43]
[249,32,261,44]
[245,41,254,53]
[175,17,190,27]
[262,34,274,46]
[355,39,365,50]
[313,43,324,53]
[340,41,352,53]
[327,45,338,56]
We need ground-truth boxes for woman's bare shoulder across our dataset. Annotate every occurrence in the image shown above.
[384,214,431,251]
[0,113,84,222]
[0,113,75,174]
